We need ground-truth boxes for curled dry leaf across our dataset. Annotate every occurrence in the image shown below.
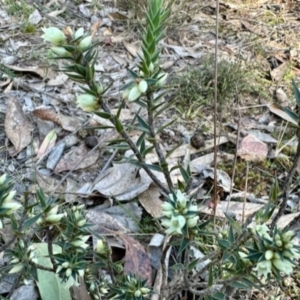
[4,96,34,156]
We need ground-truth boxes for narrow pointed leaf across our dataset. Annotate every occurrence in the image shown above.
[292,79,300,106]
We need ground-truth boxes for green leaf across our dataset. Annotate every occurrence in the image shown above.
[177,179,185,191]
[228,225,235,245]
[229,281,249,289]
[115,117,124,133]
[166,141,183,159]
[187,258,200,271]
[142,146,155,157]
[282,106,299,123]
[269,178,279,203]
[80,86,97,96]
[169,263,184,270]
[179,165,191,184]
[208,265,213,287]
[154,98,175,118]
[130,161,163,172]
[127,68,139,79]
[23,213,43,230]
[292,79,300,106]
[212,292,226,300]
[136,132,146,147]
[116,99,125,119]
[136,114,150,132]
[217,239,231,249]
[177,238,190,257]
[36,189,47,209]
[156,118,177,134]
[93,111,112,119]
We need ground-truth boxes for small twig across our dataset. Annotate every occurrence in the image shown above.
[226,94,241,215]
[98,149,118,176]
[242,161,249,223]
[212,0,220,224]
[31,261,54,272]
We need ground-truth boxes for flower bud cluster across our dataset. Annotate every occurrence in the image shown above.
[8,242,37,274]
[109,274,151,299]
[161,190,199,236]
[41,27,93,56]
[0,174,21,228]
[252,225,300,278]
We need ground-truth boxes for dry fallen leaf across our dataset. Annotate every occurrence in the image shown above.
[138,184,163,218]
[33,107,61,125]
[54,144,99,173]
[4,96,34,156]
[119,234,152,285]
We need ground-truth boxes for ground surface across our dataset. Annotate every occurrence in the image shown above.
[1,0,300,299]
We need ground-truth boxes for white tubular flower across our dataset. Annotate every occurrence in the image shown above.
[253,224,271,240]
[78,269,85,277]
[128,86,142,102]
[138,80,148,93]
[66,268,72,277]
[164,215,186,235]
[282,231,294,243]
[176,190,187,209]
[9,263,24,274]
[162,202,174,212]
[74,27,84,39]
[77,219,86,227]
[79,36,92,50]
[156,73,168,87]
[47,205,59,216]
[41,27,66,45]
[100,287,108,294]
[2,202,22,214]
[140,287,151,294]
[0,174,7,185]
[76,94,98,112]
[186,216,199,228]
[45,213,65,224]
[272,258,294,274]
[283,248,300,259]
[134,290,141,297]
[51,47,72,57]
[62,262,69,268]
[2,190,16,204]
[96,239,106,255]
[253,260,272,278]
[265,250,274,260]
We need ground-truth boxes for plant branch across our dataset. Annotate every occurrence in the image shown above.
[146,94,173,191]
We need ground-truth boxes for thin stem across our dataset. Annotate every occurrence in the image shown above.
[212,0,220,223]
[146,94,173,191]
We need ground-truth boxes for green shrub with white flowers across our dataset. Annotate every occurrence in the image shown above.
[1,0,300,299]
